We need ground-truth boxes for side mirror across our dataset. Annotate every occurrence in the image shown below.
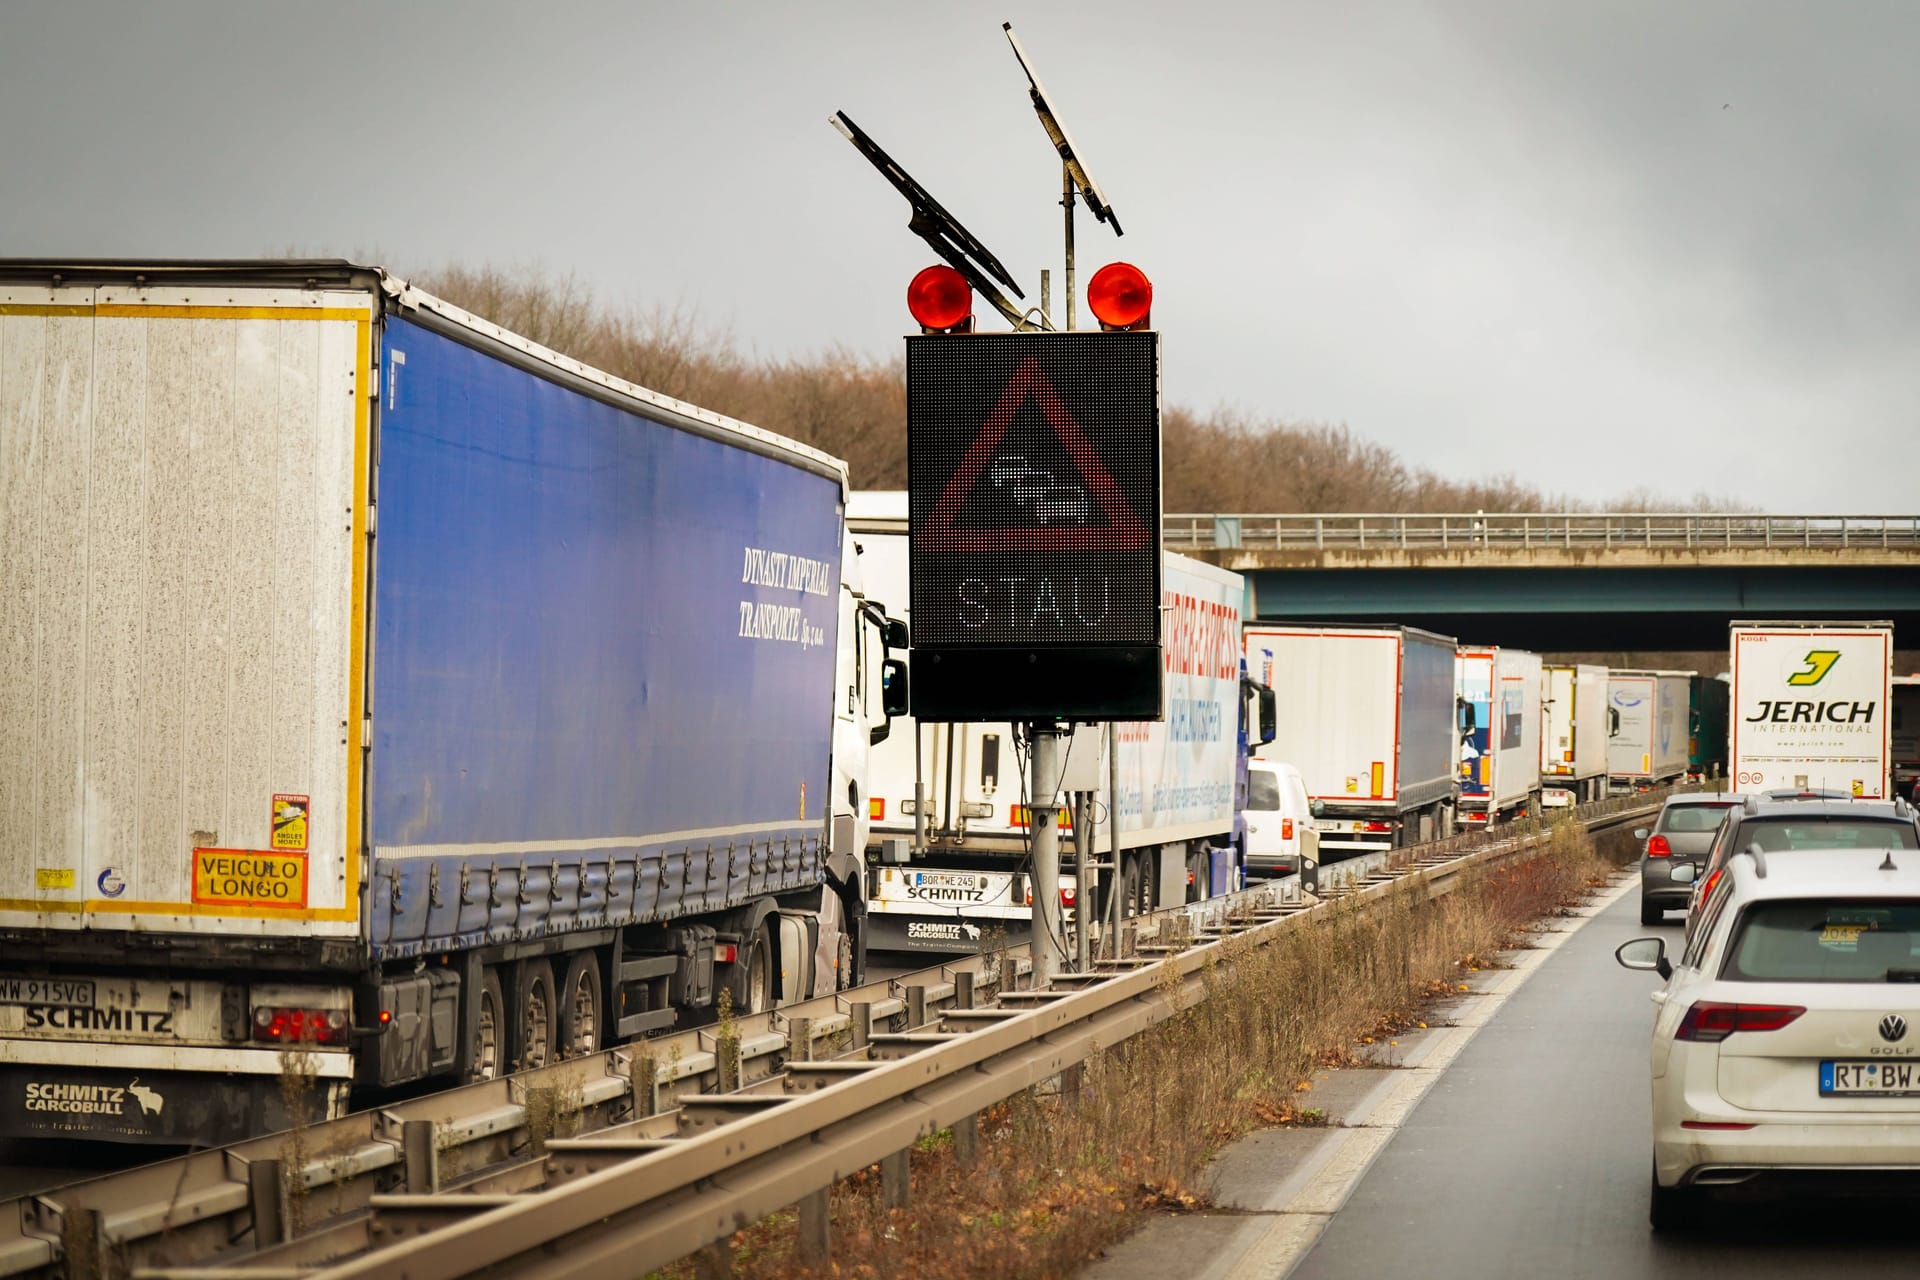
[883,617,910,651]
[1615,937,1672,980]
[1257,687,1277,747]
[1632,828,1650,841]
[880,657,910,718]
[1456,698,1477,738]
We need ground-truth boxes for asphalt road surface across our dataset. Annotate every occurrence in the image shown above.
[1293,889,1920,1280]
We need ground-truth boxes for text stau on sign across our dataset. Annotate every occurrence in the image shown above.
[906,330,1162,721]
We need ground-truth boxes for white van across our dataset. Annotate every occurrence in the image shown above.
[1245,760,1318,877]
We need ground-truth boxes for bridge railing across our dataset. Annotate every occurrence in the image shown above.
[1164,513,1920,551]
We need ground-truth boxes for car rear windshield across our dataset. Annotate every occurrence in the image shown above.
[1658,802,1738,833]
[1739,819,1919,851]
[1723,900,1920,982]
[1247,771,1281,811]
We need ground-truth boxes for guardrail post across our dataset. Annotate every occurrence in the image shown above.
[881,1149,911,1209]
[526,1085,558,1154]
[694,1243,735,1279]
[248,1156,286,1247]
[851,1001,872,1051]
[1061,1063,1085,1113]
[906,984,928,1030]
[789,1016,813,1063]
[797,1188,832,1266]
[403,1118,440,1193]
[61,1208,111,1280]
[953,1112,981,1166]
[955,970,975,1009]
[631,1054,661,1117]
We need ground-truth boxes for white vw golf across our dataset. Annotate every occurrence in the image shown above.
[1617,843,1920,1230]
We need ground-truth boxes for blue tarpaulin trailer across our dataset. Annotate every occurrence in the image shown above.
[0,261,902,1143]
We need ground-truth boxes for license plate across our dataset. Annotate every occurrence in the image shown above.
[1822,1061,1920,1095]
[0,977,96,1008]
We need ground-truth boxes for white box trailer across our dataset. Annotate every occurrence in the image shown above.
[1540,663,1609,806]
[1244,624,1459,857]
[1729,622,1894,798]
[1608,670,1692,787]
[849,493,1256,953]
[1455,646,1544,824]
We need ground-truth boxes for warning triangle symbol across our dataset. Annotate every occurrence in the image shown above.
[919,356,1150,553]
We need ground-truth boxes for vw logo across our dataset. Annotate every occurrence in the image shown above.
[1880,1015,1908,1043]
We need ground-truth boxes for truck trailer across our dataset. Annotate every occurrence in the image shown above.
[1607,670,1692,789]
[1244,624,1459,856]
[1729,621,1893,798]
[1893,675,1920,803]
[0,261,904,1144]
[1540,663,1608,807]
[1455,646,1543,825]
[849,493,1270,953]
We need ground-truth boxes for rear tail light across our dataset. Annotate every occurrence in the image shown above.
[1676,1001,1806,1042]
[252,1007,349,1046]
[1699,867,1723,902]
[1647,835,1672,858]
[1363,821,1393,833]
[1281,819,1294,841]
[869,798,885,820]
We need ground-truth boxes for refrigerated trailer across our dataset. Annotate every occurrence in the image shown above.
[849,493,1269,954]
[1455,646,1543,824]
[1729,622,1893,798]
[0,261,904,1143]
[1244,624,1459,857]
[1540,664,1608,806]
[1607,670,1692,788]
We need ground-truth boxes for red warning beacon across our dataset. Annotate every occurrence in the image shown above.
[1086,262,1152,331]
[907,265,974,333]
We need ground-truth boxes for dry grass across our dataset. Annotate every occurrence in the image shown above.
[652,821,1615,1279]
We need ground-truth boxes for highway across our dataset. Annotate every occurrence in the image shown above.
[1290,887,1920,1279]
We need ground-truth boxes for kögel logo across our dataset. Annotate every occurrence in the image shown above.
[1786,650,1841,687]
[1881,1014,1908,1043]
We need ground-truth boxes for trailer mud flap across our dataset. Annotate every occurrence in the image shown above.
[0,1067,345,1145]
[867,915,1013,954]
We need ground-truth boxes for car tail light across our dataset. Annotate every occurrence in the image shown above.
[252,1007,349,1046]
[1281,818,1294,840]
[1646,835,1672,858]
[1699,867,1723,902]
[1676,1001,1806,1042]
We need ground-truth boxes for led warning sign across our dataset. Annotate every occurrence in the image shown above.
[907,331,1161,721]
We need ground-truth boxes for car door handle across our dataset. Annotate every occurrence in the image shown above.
[1650,991,1669,1006]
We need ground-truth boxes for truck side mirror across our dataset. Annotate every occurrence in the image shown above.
[1457,698,1477,737]
[880,658,910,719]
[1258,687,1277,747]
[883,618,909,650]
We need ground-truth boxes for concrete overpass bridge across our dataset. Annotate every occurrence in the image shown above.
[1164,512,1920,653]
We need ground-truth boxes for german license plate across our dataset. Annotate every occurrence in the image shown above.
[0,976,95,1008]
[1822,1061,1920,1095]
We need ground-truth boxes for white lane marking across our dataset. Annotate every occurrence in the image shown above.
[1222,873,1638,1280]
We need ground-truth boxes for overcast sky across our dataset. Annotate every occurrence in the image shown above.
[3,2,1914,512]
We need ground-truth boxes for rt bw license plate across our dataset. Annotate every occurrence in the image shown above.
[1822,1061,1920,1095]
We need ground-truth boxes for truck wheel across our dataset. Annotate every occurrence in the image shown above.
[468,967,505,1083]
[743,922,774,1014]
[558,952,604,1059]
[1121,855,1144,919]
[512,958,557,1072]
[1186,850,1206,903]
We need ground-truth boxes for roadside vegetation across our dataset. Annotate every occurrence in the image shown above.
[416,263,1727,514]
[653,819,1621,1279]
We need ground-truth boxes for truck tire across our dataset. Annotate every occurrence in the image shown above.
[726,921,776,1016]
[467,967,506,1083]
[558,952,604,1059]
[512,958,557,1072]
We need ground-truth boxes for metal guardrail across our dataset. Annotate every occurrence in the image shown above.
[5,792,1669,1280]
[1163,512,1920,552]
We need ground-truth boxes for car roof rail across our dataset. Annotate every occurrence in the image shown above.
[1741,841,1767,879]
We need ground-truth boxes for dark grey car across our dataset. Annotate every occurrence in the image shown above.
[1636,794,1742,925]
